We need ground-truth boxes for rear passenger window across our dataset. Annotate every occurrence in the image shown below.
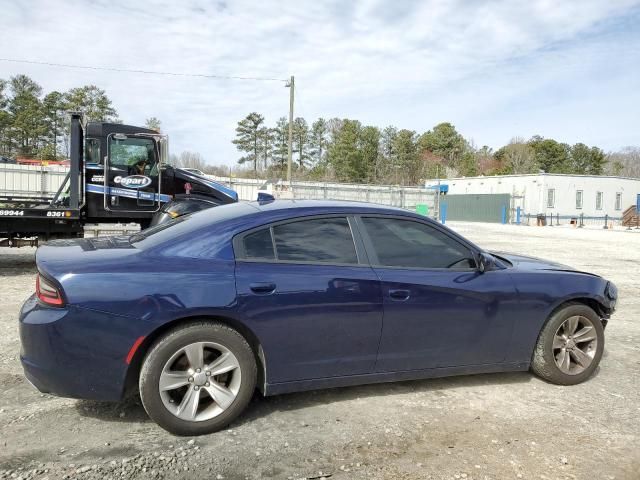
[242,228,275,260]
[273,218,358,264]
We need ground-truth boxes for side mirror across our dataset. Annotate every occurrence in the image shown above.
[477,252,493,273]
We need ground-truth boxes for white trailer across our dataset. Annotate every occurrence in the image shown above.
[426,173,640,219]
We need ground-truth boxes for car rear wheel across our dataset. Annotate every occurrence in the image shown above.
[532,303,604,385]
[139,322,257,435]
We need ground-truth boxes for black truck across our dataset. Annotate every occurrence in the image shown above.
[0,114,238,247]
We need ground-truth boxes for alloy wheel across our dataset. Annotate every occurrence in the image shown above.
[159,341,242,421]
[552,315,598,375]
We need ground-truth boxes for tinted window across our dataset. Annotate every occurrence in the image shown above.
[242,228,275,260]
[362,217,475,269]
[273,218,357,264]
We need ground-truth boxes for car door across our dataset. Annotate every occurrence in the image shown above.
[356,216,517,372]
[234,215,383,384]
[103,133,162,213]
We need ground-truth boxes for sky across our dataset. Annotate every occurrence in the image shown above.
[1,0,639,166]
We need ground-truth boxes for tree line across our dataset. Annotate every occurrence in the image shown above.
[2,73,635,181]
[0,74,122,159]
[0,74,165,161]
[232,112,639,184]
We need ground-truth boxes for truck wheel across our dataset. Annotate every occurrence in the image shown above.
[139,321,257,435]
[531,303,604,385]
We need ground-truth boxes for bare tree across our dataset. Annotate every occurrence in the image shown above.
[499,137,537,174]
[169,151,208,171]
[605,147,640,178]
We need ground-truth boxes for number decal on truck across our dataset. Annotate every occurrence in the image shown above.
[0,210,24,216]
[46,211,68,217]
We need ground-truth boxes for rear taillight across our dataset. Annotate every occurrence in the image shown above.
[36,274,65,307]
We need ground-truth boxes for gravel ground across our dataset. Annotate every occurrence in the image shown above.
[1,222,639,480]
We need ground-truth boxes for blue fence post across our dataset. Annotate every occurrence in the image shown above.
[516,207,521,225]
[501,205,507,224]
[440,203,447,225]
[579,213,584,228]
[603,214,608,230]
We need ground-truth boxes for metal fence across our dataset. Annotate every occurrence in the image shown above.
[207,175,436,211]
[0,164,68,198]
[520,212,625,228]
[0,165,436,213]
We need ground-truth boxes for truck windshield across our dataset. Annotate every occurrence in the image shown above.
[109,136,157,176]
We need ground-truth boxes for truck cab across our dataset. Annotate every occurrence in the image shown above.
[0,114,238,246]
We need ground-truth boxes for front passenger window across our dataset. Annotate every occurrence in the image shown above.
[361,217,475,269]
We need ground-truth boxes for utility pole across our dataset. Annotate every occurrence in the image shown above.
[286,75,294,185]
[436,164,441,221]
[53,108,58,160]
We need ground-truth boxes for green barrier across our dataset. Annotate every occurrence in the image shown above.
[416,204,429,216]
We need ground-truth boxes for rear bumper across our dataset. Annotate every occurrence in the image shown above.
[19,294,143,401]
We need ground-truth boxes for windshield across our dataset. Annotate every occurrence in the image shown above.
[109,136,158,176]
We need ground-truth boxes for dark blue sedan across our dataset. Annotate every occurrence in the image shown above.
[19,200,617,435]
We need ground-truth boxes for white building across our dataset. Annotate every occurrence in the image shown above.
[426,173,640,218]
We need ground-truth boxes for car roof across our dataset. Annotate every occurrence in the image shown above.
[248,199,415,216]
[138,199,480,259]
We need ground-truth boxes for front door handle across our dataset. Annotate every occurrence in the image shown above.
[389,289,410,301]
[249,282,276,294]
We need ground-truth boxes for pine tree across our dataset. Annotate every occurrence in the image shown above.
[418,122,467,173]
[8,75,45,155]
[359,126,381,183]
[527,136,570,173]
[292,117,310,170]
[232,112,265,173]
[392,130,419,184]
[327,119,363,182]
[570,143,606,175]
[41,91,65,159]
[257,126,275,171]
[309,118,328,167]
[64,85,118,122]
[271,117,289,173]
[145,117,162,132]
[379,126,398,181]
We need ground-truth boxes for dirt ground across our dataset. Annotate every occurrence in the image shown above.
[1,223,639,480]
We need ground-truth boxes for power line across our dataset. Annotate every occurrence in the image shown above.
[0,58,288,83]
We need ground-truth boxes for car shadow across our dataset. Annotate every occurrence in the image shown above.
[75,395,150,423]
[237,371,533,426]
[75,371,533,427]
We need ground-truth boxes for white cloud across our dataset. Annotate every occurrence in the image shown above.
[1,0,638,164]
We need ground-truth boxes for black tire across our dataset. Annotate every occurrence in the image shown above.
[531,303,604,385]
[139,321,257,436]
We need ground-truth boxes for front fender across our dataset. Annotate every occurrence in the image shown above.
[506,271,613,364]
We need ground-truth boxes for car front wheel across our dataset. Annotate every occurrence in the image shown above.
[139,321,257,435]
[532,303,605,385]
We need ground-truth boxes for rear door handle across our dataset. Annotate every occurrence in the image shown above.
[249,282,276,294]
[389,289,410,301]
